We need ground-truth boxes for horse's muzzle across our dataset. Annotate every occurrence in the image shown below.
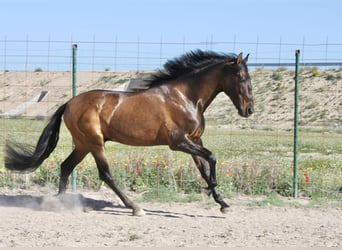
[239,105,254,117]
[246,106,254,116]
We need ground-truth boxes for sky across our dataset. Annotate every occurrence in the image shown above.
[1,0,340,42]
[0,0,341,70]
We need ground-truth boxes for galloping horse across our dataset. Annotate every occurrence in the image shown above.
[5,50,253,216]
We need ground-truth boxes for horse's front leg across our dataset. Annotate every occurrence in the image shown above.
[192,154,230,213]
[171,136,229,213]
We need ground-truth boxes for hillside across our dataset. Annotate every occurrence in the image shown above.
[0,68,341,130]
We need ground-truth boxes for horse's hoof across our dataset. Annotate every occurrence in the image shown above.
[133,208,145,216]
[220,206,230,214]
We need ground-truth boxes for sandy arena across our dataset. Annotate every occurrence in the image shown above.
[0,187,341,247]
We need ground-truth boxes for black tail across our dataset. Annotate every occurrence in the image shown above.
[5,103,67,173]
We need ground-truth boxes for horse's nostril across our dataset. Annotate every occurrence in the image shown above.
[247,107,254,116]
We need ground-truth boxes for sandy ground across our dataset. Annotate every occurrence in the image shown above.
[0,187,341,247]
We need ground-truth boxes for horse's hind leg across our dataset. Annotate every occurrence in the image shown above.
[91,148,145,216]
[58,149,87,194]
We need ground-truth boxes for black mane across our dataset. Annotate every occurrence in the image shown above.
[148,50,237,87]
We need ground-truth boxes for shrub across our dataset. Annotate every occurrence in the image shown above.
[277,67,287,72]
[270,72,282,81]
[325,74,341,81]
[311,67,320,77]
[34,67,43,72]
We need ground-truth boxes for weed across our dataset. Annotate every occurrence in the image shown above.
[115,79,127,84]
[305,101,319,109]
[98,75,114,83]
[39,79,50,86]
[128,233,141,241]
[270,72,282,81]
[311,67,320,77]
[277,67,287,72]
[34,67,43,72]
[325,74,341,82]
[251,192,286,207]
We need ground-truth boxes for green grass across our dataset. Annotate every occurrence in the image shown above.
[0,117,341,202]
[251,192,286,207]
[140,186,203,203]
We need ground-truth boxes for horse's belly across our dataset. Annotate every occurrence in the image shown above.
[105,120,166,146]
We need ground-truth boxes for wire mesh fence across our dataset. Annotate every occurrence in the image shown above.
[1,36,342,71]
[0,37,341,200]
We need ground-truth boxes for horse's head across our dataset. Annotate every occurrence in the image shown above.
[222,53,254,118]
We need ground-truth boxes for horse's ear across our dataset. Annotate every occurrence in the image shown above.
[236,52,243,64]
[243,54,249,64]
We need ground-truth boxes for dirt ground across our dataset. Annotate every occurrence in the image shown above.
[0,187,341,247]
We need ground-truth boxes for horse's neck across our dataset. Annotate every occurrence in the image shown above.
[188,67,223,112]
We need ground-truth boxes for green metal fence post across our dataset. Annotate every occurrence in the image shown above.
[72,43,77,192]
[293,49,300,198]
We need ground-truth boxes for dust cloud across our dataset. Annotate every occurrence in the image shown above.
[0,193,113,212]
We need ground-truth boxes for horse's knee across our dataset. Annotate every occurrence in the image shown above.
[208,153,216,165]
[209,179,217,188]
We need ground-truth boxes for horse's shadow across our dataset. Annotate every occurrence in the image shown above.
[0,193,225,219]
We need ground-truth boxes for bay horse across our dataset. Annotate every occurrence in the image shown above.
[5,50,253,216]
